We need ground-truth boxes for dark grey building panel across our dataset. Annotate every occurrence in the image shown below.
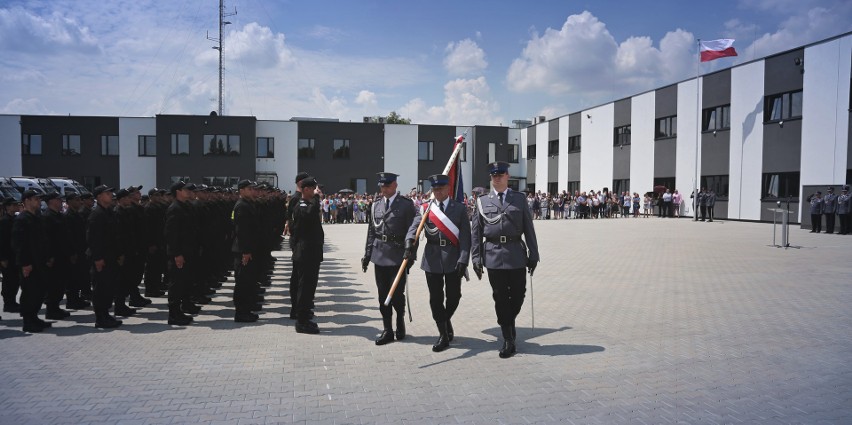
[297,120,385,191]
[567,153,581,181]
[156,115,256,188]
[762,120,802,173]
[549,119,559,140]
[20,115,120,188]
[613,145,631,179]
[764,49,804,95]
[526,125,536,182]
[614,98,631,127]
[702,69,731,108]
[701,133,730,175]
[654,138,677,178]
[569,113,581,136]
[548,156,558,183]
[655,85,678,118]
[418,124,459,182]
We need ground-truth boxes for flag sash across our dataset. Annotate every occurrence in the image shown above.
[424,201,460,246]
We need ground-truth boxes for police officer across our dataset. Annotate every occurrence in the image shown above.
[471,162,540,358]
[165,181,201,325]
[286,172,311,318]
[1,197,22,314]
[706,189,717,222]
[63,192,91,310]
[362,172,417,345]
[113,188,139,316]
[87,185,122,329]
[808,191,824,233]
[12,190,51,332]
[837,185,851,235]
[290,177,324,334]
[232,180,261,323]
[823,187,837,234]
[41,192,72,320]
[406,174,470,352]
[78,192,95,301]
[143,188,168,297]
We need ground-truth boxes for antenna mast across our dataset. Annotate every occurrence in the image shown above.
[207,0,236,115]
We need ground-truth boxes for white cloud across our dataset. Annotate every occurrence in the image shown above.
[744,4,852,58]
[355,90,377,107]
[223,22,293,69]
[443,39,487,76]
[1,98,52,115]
[0,6,99,54]
[400,76,502,126]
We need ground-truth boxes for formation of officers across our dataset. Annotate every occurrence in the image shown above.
[0,162,540,358]
[807,185,852,234]
[362,162,539,358]
[0,181,287,332]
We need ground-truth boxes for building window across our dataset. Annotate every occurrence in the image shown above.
[612,179,630,195]
[508,144,519,163]
[459,142,467,162]
[702,105,729,132]
[418,141,434,161]
[762,172,800,199]
[614,125,631,146]
[256,137,274,158]
[62,134,82,156]
[654,177,676,192]
[171,134,189,155]
[656,116,678,139]
[298,138,315,159]
[701,175,729,198]
[547,182,558,195]
[22,134,42,155]
[351,178,367,194]
[101,135,119,156]
[765,90,803,122]
[203,134,240,156]
[566,181,580,195]
[548,140,558,156]
[170,176,191,185]
[488,143,496,163]
[332,139,350,159]
[527,144,536,159]
[81,176,100,191]
[203,176,240,188]
[568,135,581,153]
[138,135,156,157]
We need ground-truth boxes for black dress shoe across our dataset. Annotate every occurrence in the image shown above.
[190,295,211,305]
[295,320,319,334]
[96,318,122,328]
[144,290,166,298]
[129,294,152,307]
[499,339,516,358]
[36,318,53,328]
[432,335,450,352]
[23,323,44,333]
[375,330,395,345]
[181,303,201,314]
[45,309,70,320]
[114,304,137,317]
[234,311,259,323]
[65,298,90,310]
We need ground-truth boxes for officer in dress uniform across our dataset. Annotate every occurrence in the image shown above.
[837,185,851,235]
[362,172,417,345]
[1,197,22,314]
[807,191,824,233]
[406,174,470,352]
[290,177,324,334]
[471,162,540,358]
[164,181,201,325]
[231,179,261,323]
[41,192,71,320]
[285,172,311,318]
[823,187,837,234]
[12,190,52,332]
[87,185,122,329]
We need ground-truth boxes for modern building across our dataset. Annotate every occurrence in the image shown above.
[1,32,850,224]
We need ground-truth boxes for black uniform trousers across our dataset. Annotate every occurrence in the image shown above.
[425,271,462,323]
[825,213,836,233]
[374,265,406,330]
[44,261,67,310]
[167,257,194,306]
[707,206,715,221]
[293,260,320,321]
[811,214,822,233]
[700,205,708,220]
[144,248,165,293]
[839,213,851,235]
[233,255,257,313]
[19,267,46,319]
[486,268,527,327]
[289,260,301,306]
[91,261,117,314]
[69,256,90,296]
[1,262,20,306]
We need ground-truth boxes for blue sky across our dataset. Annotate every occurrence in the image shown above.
[1,0,850,126]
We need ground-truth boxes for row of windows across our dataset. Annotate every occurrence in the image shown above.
[22,134,120,156]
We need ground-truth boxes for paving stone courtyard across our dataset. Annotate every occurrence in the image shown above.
[1,217,850,424]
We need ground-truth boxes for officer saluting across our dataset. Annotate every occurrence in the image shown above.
[471,162,540,358]
[290,177,324,334]
[362,172,417,345]
[406,174,470,352]
[823,187,837,234]
[838,185,851,235]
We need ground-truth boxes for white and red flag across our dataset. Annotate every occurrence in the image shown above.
[426,201,460,246]
[700,39,738,62]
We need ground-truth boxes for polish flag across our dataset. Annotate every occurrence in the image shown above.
[700,39,738,62]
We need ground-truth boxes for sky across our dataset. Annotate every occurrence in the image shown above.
[1,0,850,126]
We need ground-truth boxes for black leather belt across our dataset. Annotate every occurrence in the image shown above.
[426,239,449,246]
[485,235,521,244]
[377,233,405,244]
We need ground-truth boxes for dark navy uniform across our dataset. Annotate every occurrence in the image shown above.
[808,192,824,233]
[12,190,50,332]
[231,180,261,322]
[471,162,540,358]
[287,172,310,315]
[823,187,837,233]
[837,186,850,235]
[290,177,324,334]
[1,197,21,313]
[41,192,71,319]
[87,185,122,328]
[407,174,471,352]
[363,172,417,345]
[165,181,201,323]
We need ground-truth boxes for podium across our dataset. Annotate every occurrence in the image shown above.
[767,208,794,247]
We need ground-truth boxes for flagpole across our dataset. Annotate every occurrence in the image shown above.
[694,38,701,221]
[383,133,467,306]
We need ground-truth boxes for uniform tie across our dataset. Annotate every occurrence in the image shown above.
[498,192,504,205]
[439,201,444,212]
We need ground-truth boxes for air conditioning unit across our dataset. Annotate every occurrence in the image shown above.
[363,117,371,123]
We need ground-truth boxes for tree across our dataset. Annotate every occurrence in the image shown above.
[386,111,411,124]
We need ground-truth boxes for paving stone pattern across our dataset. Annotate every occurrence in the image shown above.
[1,218,850,424]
